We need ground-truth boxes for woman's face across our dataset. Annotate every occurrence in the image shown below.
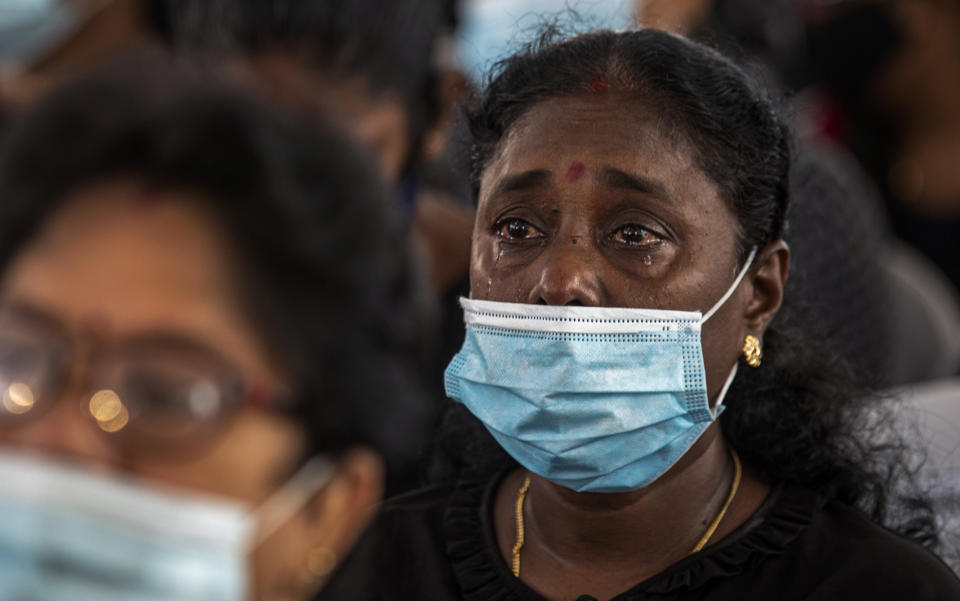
[0,178,380,598]
[472,94,787,401]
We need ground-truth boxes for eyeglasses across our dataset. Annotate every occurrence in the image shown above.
[0,306,277,454]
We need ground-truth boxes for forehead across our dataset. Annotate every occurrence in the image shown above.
[0,179,270,374]
[480,94,707,196]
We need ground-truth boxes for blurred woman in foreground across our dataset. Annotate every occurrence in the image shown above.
[0,56,431,601]
[322,28,960,600]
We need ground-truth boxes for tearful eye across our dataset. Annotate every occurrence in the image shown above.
[612,224,660,247]
[495,218,542,240]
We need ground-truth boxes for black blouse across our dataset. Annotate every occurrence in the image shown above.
[319,471,960,600]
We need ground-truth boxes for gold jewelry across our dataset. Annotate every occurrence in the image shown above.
[742,335,762,367]
[511,475,531,578]
[689,449,741,554]
[510,451,742,578]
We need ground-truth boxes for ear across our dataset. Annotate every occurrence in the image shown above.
[251,448,385,599]
[306,447,385,559]
[744,240,790,336]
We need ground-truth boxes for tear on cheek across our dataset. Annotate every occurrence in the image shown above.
[565,161,586,183]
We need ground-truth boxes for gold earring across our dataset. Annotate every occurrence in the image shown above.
[743,335,762,367]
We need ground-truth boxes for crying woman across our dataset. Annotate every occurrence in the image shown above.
[319,28,960,601]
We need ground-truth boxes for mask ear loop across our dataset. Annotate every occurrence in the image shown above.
[701,247,758,324]
[247,456,336,549]
[701,247,757,416]
[712,363,739,417]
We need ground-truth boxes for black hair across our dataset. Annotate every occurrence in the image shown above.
[155,0,459,173]
[437,28,937,549]
[0,54,435,484]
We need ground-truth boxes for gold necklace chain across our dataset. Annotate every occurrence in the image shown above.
[689,449,742,554]
[511,475,532,577]
[511,449,742,579]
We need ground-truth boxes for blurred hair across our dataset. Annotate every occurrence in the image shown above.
[434,27,938,549]
[0,54,435,481]
[155,0,459,172]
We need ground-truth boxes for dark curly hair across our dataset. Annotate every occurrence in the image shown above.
[434,28,937,549]
[0,54,435,487]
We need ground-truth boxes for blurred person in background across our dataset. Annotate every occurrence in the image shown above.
[803,0,960,315]
[159,2,481,463]
[158,0,475,296]
[1,0,478,492]
[320,28,959,600]
[0,55,433,600]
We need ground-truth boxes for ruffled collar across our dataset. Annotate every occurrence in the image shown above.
[443,469,823,601]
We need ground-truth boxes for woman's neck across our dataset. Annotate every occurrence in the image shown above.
[493,426,770,600]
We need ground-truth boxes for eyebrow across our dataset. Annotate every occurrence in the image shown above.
[121,331,236,365]
[599,167,672,204]
[487,169,553,199]
[0,300,236,366]
[0,300,66,332]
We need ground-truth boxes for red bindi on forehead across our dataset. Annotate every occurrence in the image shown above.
[590,74,608,93]
[565,161,586,183]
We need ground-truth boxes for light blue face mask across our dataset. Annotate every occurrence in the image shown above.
[0,450,333,601]
[444,248,757,493]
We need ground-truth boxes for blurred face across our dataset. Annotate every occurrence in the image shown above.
[0,178,378,599]
[0,180,299,489]
[472,94,784,403]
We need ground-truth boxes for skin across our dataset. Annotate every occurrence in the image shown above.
[472,94,789,601]
[0,178,383,600]
[637,0,713,34]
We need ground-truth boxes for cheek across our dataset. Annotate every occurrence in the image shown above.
[468,244,530,303]
[468,238,501,300]
[132,410,305,504]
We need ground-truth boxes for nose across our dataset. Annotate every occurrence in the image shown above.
[527,239,606,306]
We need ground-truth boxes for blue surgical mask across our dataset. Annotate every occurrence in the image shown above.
[0,450,333,601]
[444,248,757,493]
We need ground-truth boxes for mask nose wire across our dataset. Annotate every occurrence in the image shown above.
[700,247,758,324]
